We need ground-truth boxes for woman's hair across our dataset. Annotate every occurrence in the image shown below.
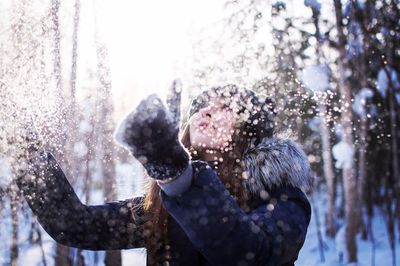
[141,85,275,265]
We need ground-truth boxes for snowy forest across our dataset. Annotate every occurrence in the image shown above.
[0,0,400,265]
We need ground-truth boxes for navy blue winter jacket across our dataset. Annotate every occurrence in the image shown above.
[17,137,312,266]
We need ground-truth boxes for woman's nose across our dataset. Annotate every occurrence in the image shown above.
[202,112,212,118]
[199,108,212,119]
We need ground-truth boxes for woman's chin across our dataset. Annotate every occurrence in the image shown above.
[191,141,212,150]
[191,142,224,152]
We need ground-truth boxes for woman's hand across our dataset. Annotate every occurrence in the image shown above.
[114,80,190,180]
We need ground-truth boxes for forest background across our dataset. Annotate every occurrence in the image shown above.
[0,0,399,265]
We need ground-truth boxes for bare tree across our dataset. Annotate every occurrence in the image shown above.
[9,184,19,266]
[50,0,72,264]
[94,22,122,266]
[65,0,81,185]
[306,2,337,237]
[333,0,358,262]
[319,102,337,237]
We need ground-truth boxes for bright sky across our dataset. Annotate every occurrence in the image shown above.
[91,0,226,115]
[73,0,314,118]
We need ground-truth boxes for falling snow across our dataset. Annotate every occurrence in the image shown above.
[332,141,354,169]
[377,67,400,98]
[301,65,330,92]
[353,88,374,117]
[1,0,400,265]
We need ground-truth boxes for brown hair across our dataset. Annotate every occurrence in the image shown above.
[141,117,255,265]
[140,87,276,265]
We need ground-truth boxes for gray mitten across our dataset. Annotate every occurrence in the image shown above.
[114,80,190,180]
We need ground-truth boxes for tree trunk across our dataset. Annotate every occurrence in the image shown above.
[319,103,337,237]
[65,0,80,186]
[83,102,96,204]
[51,0,62,96]
[333,0,358,262]
[32,221,48,266]
[385,67,399,266]
[51,0,71,264]
[10,186,19,266]
[95,23,122,264]
[309,4,337,237]
[385,67,400,225]
[357,115,368,239]
[55,245,72,266]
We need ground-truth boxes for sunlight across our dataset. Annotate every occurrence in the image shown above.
[95,0,226,114]
[2,0,400,265]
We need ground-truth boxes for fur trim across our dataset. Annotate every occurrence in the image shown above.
[242,136,312,194]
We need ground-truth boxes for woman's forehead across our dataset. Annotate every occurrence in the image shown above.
[209,97,233,106]
[193,95,240,111]
[189,85,258,117]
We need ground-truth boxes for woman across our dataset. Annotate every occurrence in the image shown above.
[16,84,312,266]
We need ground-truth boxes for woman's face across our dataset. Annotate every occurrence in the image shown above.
[189,98,238,150]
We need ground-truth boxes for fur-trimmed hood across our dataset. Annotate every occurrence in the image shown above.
[242,136,312,195]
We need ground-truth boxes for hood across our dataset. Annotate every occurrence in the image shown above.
[242,136,312,195]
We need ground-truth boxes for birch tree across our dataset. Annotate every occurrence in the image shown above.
[94,10,122,264]
[333,0,358,262]
[304,0,337,237]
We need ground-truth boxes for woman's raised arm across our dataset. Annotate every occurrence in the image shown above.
[16,152,145,250]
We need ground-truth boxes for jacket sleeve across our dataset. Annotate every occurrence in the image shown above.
[16,152,145,250]
[160,161,311,266]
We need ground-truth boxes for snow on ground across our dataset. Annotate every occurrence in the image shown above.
[297,187,400,266]
[121,248,147,266]
[0,157,12,188]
